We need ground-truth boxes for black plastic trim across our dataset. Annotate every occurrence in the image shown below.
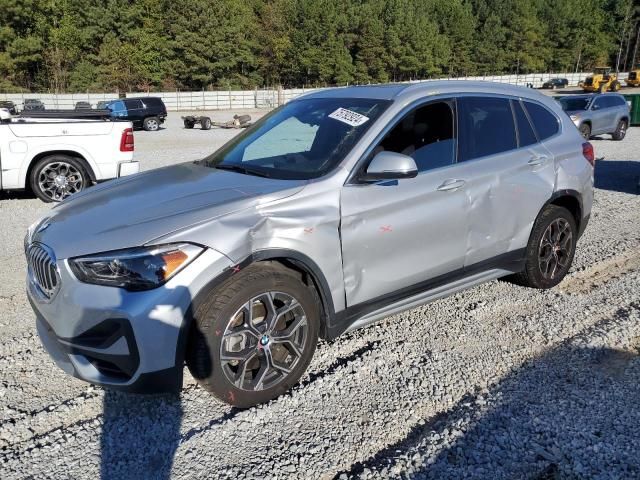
[326,248,525,339]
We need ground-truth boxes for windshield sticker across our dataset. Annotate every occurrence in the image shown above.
[328,108,369,127]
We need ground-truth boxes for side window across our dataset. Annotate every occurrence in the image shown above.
[125,99,143,109]
[523,101,559,141]
[107,100,126,114]
[372,101,456,173]
[592,97,607,110]
[512,100,537,147]
[458,96,516,161]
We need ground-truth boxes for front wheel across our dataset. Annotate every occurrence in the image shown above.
[143,116,160,131]
[611,119,627,141]
[201,117,212,130]
[186,263,320,408]
[30,155,89,202]
[510,205,577,289]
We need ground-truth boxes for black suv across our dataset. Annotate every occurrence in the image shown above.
[105,97,167,131]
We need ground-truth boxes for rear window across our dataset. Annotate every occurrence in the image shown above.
[458,96,517,161]
[143,97,164,107]
[512,100,537,147]
[523,101,559,141]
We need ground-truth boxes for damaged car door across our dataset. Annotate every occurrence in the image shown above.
[340,99,469,307]
[456,95,555,267]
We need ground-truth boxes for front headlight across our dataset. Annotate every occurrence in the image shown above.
[69,243,204,290]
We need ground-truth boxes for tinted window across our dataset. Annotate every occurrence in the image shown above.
[512,100,537,147]
[458,97,516,161]
[372,101,456,172]
[125,99,143,109]
[559,97,589,111]
[143,97,164,107]
[523,101,559,141]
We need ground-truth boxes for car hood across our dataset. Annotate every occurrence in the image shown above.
[30,162,306,259]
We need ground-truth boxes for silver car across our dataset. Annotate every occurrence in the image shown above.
[26,81,594,407]
[558,93,630,140]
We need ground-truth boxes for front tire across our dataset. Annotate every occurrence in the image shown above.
[186,263,320,408]
[511,205,577,289]
[201,117,212,130]
[29,155,89,202]
[143,116,160,131]
[611,119,627,141]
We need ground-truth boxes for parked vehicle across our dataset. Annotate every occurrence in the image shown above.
[0,109,138,202]
[23,99,45,111]
[558,93,630,140]
[75,101,92,110]
[542,78,568,89]
[26,81,593,407]
[580,67,621,93]
[104,97,167,131]
[0,100,18,115]
[626,69,640,88]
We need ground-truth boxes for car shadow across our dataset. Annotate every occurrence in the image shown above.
[594,159,640,194]
[335,308,640,479]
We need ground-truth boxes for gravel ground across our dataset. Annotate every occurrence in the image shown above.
[1,112,639,479]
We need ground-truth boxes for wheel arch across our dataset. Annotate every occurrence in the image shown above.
[543,190,583,235]
[175,249,336,375]
[25,150,96,191]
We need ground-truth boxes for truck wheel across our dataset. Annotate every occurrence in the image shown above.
[201,117,212,130]
[143,116,160,131]
[30,155,89,203]
[184,118,195,129]
[509,205,577,290]
[610,81,621,92]
[186,263,320,408]
[579,123,591,139]
[611,119,627,141]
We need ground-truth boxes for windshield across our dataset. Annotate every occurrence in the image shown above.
[559,97,590,111]
[201,97,390,180]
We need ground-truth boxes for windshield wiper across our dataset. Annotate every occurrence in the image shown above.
[215,164,271,178]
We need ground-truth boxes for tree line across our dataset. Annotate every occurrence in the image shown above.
[0,0,637,93]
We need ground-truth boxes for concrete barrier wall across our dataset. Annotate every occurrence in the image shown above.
[0,72,631,112]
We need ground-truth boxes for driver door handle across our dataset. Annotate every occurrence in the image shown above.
[437,179,466,191]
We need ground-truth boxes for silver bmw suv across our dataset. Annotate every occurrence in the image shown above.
[26,81,594,407]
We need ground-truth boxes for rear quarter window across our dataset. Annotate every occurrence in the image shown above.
[523,101,559,141]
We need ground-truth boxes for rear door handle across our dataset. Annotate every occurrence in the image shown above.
[528,154,549,166]
[437,179,466,191]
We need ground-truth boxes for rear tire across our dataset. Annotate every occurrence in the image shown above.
[611,119,627,141]
[184,118,195,129]
[29,155,89,203]
[579,123,591,139]
[143,116,160,131]
[510,205,577,289]
[201,117,212,130]
[186,263,320,408]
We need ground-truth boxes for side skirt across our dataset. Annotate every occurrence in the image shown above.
[327,249,524,339]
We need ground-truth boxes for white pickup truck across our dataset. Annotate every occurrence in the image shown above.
[0,109,139,202]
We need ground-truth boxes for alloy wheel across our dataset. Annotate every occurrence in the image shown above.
[220,291,308,391]
[538,218,573,280]
[38,161,83,201]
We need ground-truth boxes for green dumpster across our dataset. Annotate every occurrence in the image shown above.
[622,94,640,126]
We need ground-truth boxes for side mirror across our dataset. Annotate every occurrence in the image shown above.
[362,151,418,181]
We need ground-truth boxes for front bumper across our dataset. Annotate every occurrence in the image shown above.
[27,247,232,393]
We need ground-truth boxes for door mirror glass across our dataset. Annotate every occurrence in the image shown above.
[362,151,418,181]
